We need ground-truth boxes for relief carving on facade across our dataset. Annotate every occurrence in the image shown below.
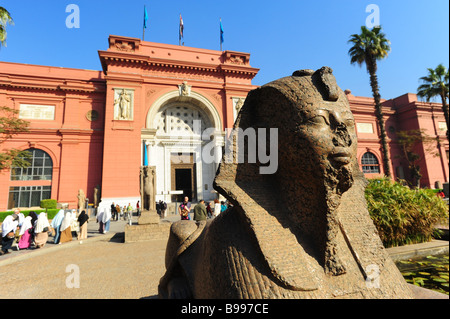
[178,81,192,97]
[109,38,137,52]
[114,89,134,121]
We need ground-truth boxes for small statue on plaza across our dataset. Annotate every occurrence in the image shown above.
[140,166,156,211]
[158,67,413,299]
[93,184,101,208]
[77,189,86,215]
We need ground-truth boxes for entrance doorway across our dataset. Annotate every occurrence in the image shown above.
[171,153,196,202]
[175,168,194,202]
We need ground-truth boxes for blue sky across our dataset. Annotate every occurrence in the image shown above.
[0,0,448,100]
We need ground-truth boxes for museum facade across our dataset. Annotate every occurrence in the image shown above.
[0,35,448,211]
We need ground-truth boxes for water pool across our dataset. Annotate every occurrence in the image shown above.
[395,254,449,295]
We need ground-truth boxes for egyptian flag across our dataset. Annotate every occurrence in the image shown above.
[179,14,184,42]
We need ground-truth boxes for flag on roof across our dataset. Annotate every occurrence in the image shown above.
[144,6,148,29]
[220,19,224,45]
[179,14,184,43]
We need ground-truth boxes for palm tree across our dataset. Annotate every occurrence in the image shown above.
[0,6,14,48]
[417,64,449,142]
[348,26,392,178]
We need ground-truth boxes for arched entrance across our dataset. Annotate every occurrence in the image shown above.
[143,90,224,203]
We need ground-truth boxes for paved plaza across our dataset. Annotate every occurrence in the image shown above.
[0,213,178,299]
[1,212,448,299]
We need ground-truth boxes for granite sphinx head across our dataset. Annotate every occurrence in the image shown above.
[220,66,358,198]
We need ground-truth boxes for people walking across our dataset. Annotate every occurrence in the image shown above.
[206,202,213,219]
[116,205,122,221]
[51,209,65,244]
[97,209,104,234]
[77,210,89,242]
[60,210,73,244]
[127,203,133,224]
[111,202,117,221]
[103,207,112,233]
[214,199,221,217]
[136,200,140,217]
[193,200,207,223]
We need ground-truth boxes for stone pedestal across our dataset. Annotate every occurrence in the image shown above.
[124,209,171,243]
[138,209,159,225]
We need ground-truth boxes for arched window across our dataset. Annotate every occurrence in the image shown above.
[361,152,380,174]
[11,149,53,181]
[8,149,53,209]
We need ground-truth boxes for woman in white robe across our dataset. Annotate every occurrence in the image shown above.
[34,213,50,248]
[1,214,19,255]
[59,210,73,243]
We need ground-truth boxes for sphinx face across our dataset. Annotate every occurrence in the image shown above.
[300,99,356,166]
[291,97,357,192]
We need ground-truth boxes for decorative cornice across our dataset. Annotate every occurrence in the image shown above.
[99,50,259,78]
[99,36,259,80]
[0,75,105,94]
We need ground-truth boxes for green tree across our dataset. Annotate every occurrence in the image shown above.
[417,64,449,142]
[348,26,392,177]
[0,106,31,170]
[0,6,14,47]
[396,129,439,188]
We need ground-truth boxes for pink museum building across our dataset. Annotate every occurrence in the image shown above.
[0,35,448,211]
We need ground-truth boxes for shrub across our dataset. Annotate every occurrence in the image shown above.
[365,178,449,248]
[0,209,60,223]
[40,199,57,209]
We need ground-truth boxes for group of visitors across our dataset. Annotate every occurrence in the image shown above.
[51,209,89,244]
[109,202,134,222]
[1,208,90,256]
[178,197,230,222]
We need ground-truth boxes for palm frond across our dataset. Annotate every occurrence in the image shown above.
[348,25,391,68]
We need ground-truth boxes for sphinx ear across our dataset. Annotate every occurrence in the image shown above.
[292,69,315,77]
[312,66,339,101]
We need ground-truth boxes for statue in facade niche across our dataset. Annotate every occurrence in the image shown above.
[158,67,414,299]
[115,89,131,120]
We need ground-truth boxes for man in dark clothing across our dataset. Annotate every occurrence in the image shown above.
[193,200,207,223]
[111,202,117,221]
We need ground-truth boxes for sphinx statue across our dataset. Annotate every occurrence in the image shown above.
[158,67,413,299]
